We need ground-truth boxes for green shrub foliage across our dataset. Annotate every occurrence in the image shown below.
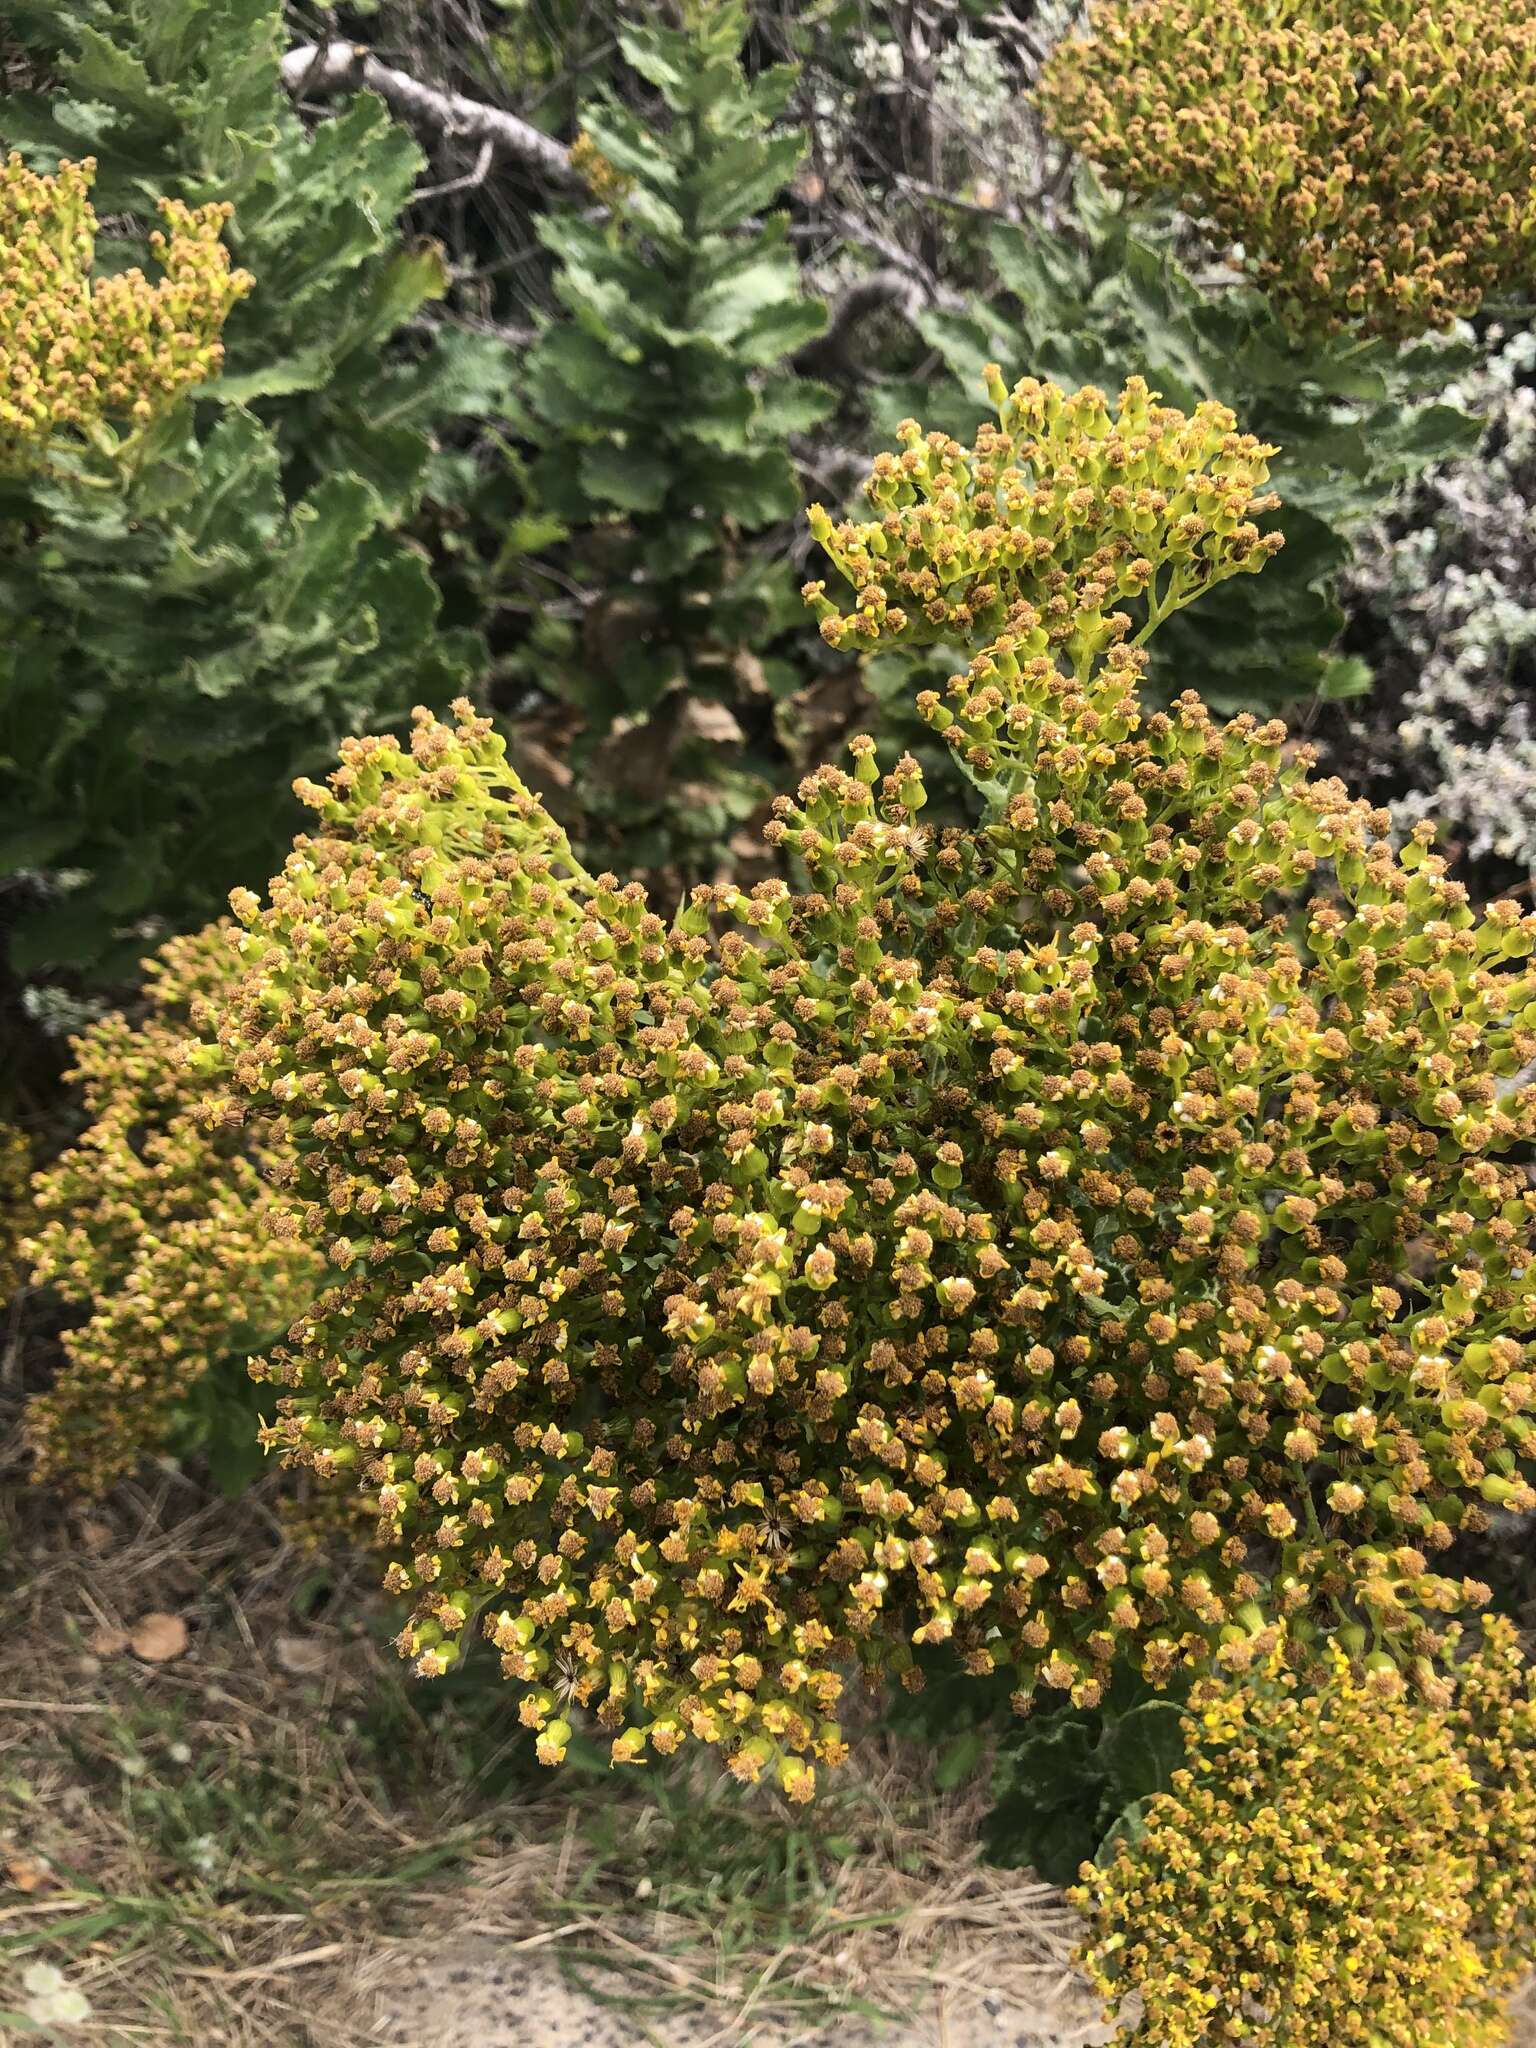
[0,0,510,978]
[188,373,1536,1794]
[502,0,833,879]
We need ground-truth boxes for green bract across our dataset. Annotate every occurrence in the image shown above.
[179,375,1536,1795]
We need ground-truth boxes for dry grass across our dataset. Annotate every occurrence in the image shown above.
[0,1372,1107,2048]
[334,1744,1105,2048]
[0,1430,497,2042]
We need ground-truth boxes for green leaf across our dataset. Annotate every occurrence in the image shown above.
[756,375,836,435]
[70,23,158,107]
[8,896,124,978]
[934,1730,987,1790]
[700,447,798,526]
[617,22,692,100]
[0,821,81,875]
[1100,1701,1188,1804]
[1376,400,1482,464]
[580,441,671,512]
[1095,1797,1154,1868]
[983,1793,1103,1884]
[913,305,1005,412]
[1317,653,1375,702]
[702,130,807,226]
[989,219,1092,307]
[734,296,827,366]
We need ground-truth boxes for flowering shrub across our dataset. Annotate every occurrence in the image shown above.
[0,153,248,472]
[1040,0,1536,339]
[0,1123,33,1306]
[1075,1618,1536,2047]
[192,371,1536,1795]
[0,0,510,980]
[23,925,320,1494]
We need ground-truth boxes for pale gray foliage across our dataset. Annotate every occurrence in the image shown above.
[1342,329,1536,888]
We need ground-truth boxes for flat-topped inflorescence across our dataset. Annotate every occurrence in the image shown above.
[0,153,249,472]
[1040,0,1536,340]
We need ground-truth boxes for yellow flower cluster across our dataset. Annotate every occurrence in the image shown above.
[0,1123,34,1306]
[1455,1619,1536,1999]
[0,153,250,472]
[1075,1620,1536,2047]
[803,371,1281,675]
[23,925,322,1495]
[31,377,1536,1806]
[199,362,1536,1786]
[1040,0,1536,339]
[568,133,635,208]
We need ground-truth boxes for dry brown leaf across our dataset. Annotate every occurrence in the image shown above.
[86,1625,129,1657]
[129,1613,189,1663]
[676,697,745,747]
[4,1853,53,1894]
[731,649,770,698]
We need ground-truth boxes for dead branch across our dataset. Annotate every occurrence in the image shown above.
[279,41,582,190]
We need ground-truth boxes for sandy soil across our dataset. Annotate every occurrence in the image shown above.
[360,1943,1116,2047]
